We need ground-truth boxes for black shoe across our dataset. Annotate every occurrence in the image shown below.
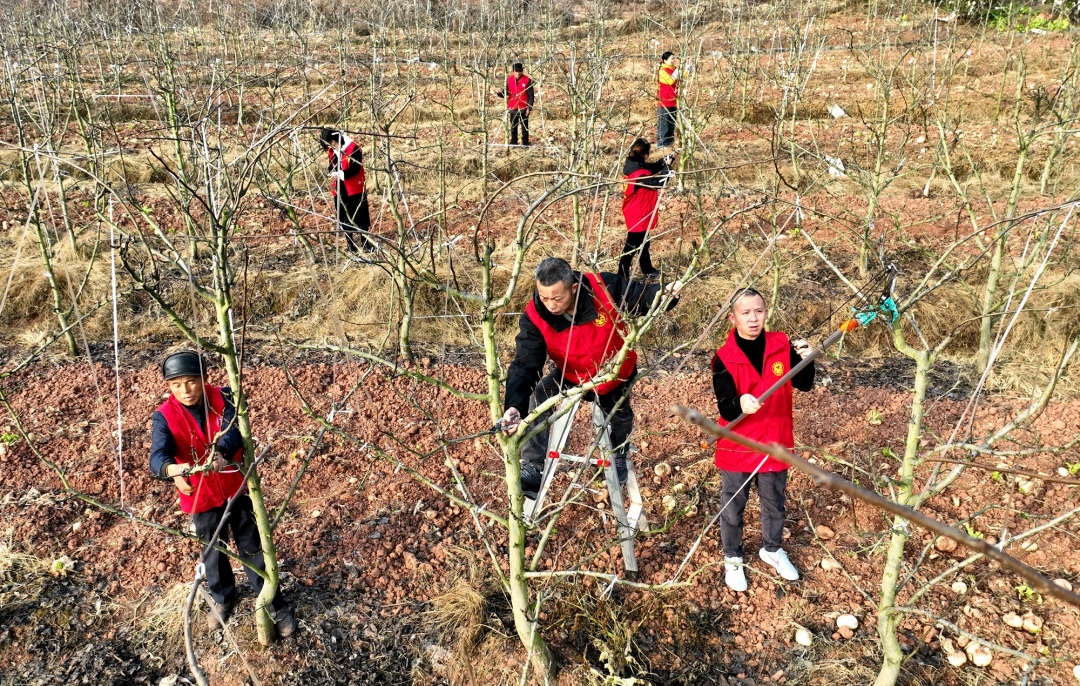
[520,461,543,499]
[273,608,297,638]
[614,452,628,486]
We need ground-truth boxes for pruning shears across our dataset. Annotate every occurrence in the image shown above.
[727,264,900,431]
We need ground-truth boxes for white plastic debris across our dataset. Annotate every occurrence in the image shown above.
[828,103,846,118]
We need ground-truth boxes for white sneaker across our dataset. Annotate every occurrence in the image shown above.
[759,548,800,581]
[724,556,748,592]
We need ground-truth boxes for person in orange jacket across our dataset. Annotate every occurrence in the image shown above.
[495,63,535,146]
[657,51,681,148]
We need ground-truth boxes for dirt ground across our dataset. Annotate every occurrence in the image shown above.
[1,349,1078,685]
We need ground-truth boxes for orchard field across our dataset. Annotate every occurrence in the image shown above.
[0,0,1079,684]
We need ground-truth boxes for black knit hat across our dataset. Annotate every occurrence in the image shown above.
[512,62,524,72]
[161,351,208,380]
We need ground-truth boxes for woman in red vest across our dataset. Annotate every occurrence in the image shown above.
[150,351,295,637]
[320,127,376,255]
[495,62,534,146]
[499,258,682,497]
[620,138,672,279]
[711,289,814,592]
[657,51,680,148]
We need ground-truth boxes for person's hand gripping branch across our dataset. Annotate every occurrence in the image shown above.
[499,407,522,434]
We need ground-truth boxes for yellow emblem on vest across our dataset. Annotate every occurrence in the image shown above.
[594,312,608,327]
[772,361,784,376]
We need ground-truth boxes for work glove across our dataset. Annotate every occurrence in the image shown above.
[793,339,813,359]
[739,394,761,415]
[330,170,345,181]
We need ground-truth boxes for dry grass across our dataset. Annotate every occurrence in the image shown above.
[130,582,192,650]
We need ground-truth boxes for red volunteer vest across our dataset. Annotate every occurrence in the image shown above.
[622,167,661,234]
[329,141,366,197]
[506,74,532,110]
[157,384,246,514]
[525,273,638,396]
[658,64,678,108]
[713,330,794,473]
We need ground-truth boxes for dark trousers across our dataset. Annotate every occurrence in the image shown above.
[618,231,656,279]
[521,372,635,467]
[336,191,376,252]
[192,494,285,612]
[657,106,677,148]
[509,108,530,146]
[719,469,788,558]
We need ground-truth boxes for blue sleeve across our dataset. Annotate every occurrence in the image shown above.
[150,411,177,480]
[216,388,245,460]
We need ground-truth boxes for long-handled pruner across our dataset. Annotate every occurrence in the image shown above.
[726,264,899,431]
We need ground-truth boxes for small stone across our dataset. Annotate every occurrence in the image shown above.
[966,642,992,667]
[795,628,812,646]
[836,614,859,631]
[1073,664,1080,681]
[951,580,968,595]
[1020,540,1038,552]
[1016,478,1037,495]
[935,536,958,553]
[672,482,687,494]
[653,462,672,478]
[311,510,321,518]
[947,649,967,667]
[821,558,842,571]
[1003,612,1023,629]
[815,525,835,540]
[1059,467,1071,478]
[1021,613,1043,634]
[71,521,82,532]
[662,495,677,513]
[838,626,854,640]
[1053,578,1073,592]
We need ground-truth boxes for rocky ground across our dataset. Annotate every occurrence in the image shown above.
[1,350,1078,685]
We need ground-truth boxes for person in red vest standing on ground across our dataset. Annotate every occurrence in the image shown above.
[495,62,535,146]
[620,138,673,280]
[657,51,681,148]
[320,127,376,255]
[149,351,296,637]
[500,258,682,498]
[711,288,815,592]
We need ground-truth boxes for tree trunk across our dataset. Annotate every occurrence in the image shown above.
[216,294,278,646]
[874,340,930,686]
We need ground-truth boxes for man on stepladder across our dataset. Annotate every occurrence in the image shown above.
[711,288,815,592]
[495,62,534,147]
[500,258,681,499]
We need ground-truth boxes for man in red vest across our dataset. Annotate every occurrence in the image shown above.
[500,258,681,498]
[495,63,535,147]
[150,351,296,636]
[320,127,376,255]
[711,289,814,592]
[657,51,681,148]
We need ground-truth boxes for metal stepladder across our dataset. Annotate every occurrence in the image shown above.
[523,397,648,574]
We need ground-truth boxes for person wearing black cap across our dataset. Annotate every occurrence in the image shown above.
[149,351,296,637]
[494,62,534,146]
[319,127,377,255]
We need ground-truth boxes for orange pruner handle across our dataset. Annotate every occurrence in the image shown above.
[840,319,861,332]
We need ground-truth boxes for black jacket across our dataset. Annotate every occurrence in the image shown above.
[504,272,679,414]
[149,387,243,480]
[622,157,670,189]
